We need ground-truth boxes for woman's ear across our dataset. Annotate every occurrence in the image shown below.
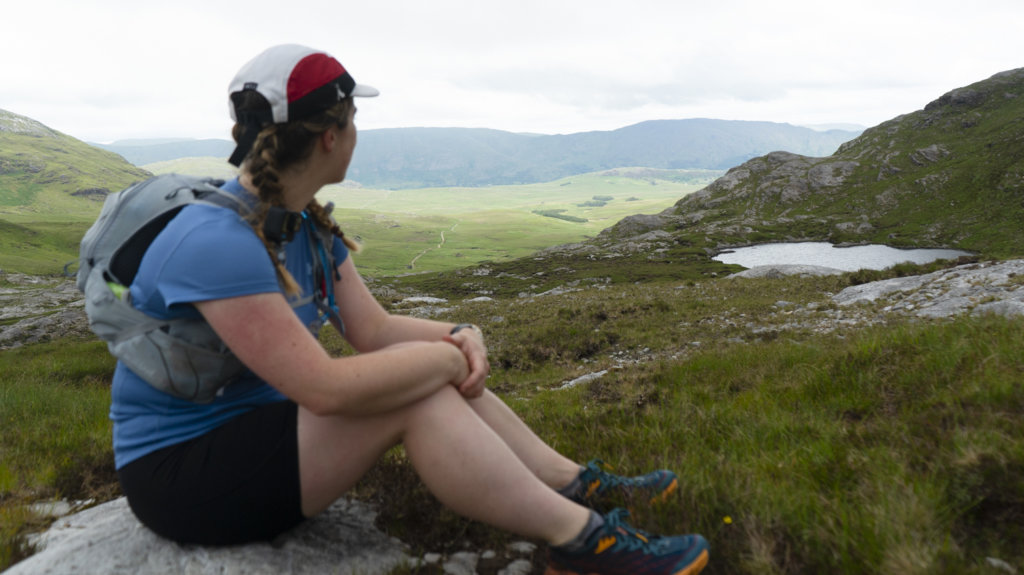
[320,128,336,153]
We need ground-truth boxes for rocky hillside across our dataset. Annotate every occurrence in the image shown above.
[0,110,150,211]
[597,68,1024,259]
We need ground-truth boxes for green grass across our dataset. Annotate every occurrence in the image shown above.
[0,338,116,570]
[0,119,149,212]
[4,261,1023,573]
[333,267,1023,574]
[0,216,93,275]
[616,317,1023,574]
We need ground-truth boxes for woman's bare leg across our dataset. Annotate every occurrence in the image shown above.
[466,390,582,489]
[297,385,590,545]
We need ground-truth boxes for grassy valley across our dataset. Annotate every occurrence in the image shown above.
[318,169,719,276]
[0,155,717,277]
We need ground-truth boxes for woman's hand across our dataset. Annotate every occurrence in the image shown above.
[443,328,489,398]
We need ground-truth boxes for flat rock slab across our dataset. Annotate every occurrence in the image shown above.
[8,497,412,575]
[833,259,1024,318]
[728,264,846,278]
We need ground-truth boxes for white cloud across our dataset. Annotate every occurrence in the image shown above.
[2,0,1022,142]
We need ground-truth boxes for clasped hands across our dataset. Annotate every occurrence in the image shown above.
[444,328,489,398]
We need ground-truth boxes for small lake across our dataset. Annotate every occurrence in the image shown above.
[713,242,972,272]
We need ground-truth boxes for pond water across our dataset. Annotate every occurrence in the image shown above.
[713,242,972,272]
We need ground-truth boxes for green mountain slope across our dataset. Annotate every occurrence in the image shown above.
[0,109,150,214]
[598,68,1024,259]
[0,110,152,273]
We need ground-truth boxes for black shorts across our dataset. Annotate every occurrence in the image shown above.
[117,400,305,545]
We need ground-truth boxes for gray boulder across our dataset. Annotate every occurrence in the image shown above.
[8,497,412,575]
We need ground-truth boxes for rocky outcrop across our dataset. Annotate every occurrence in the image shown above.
[9,496,541,575]
[0,274,90,349]
[599,213,680,238]
[7,497,412,575]
[728,264,845,279]
[673,151,860,214]
[0,109,61,137]
[833,259,1024,318]
[636,68,1024,256]
[70,188,110,198]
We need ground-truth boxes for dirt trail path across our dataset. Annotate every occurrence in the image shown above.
[408,222,459,270]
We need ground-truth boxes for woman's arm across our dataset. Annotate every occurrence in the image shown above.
[332,257,455,350]
[332,257,490,397]
[195,293,469,416]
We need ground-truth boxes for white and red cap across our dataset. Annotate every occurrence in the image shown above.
[227,44,378,166]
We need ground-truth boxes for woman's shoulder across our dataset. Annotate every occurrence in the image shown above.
[163,202,257,246]
[143,197,268,281]
[133,197,278,310]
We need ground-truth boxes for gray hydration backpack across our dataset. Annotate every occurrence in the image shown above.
[78,174,343,403]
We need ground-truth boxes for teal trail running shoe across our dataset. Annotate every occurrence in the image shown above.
[546,508,709,575]
[571,459,679,507]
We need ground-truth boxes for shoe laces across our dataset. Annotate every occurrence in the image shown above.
[585,459,663,493]
[601,508,677,555]
[584,459,626,489]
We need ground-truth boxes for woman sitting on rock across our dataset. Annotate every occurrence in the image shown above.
[111,43,708,575]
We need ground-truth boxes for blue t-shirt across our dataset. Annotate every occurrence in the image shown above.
[110,178,348,469]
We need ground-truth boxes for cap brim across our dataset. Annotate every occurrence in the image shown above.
[351,83,379,98]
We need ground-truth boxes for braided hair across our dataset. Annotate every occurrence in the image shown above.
[230,93,360,295]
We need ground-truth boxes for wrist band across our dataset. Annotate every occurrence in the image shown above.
[450,323,478,335]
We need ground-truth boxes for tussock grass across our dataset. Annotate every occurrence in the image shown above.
[342,264,1024,574]
[489,316,1024,574]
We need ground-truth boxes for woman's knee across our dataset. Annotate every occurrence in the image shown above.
[403,384,470,427]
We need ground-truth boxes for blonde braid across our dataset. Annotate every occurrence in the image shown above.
[243,128,302,296]
[305,200,360,252]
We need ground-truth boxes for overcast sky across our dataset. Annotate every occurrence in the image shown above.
[3,0,1022,143]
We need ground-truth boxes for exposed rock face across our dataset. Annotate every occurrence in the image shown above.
[833,259,1024,318]
[70,188,110,198]
[0,109,61,137]
[0,275,90,349]
[728,264,845,279]
[602,213,678,238]
[10,497,542,575]
[675,152,860,212]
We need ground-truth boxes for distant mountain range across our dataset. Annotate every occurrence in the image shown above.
[92,138,235,167]
[93,120,862,189]
[3,66,1023,274]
